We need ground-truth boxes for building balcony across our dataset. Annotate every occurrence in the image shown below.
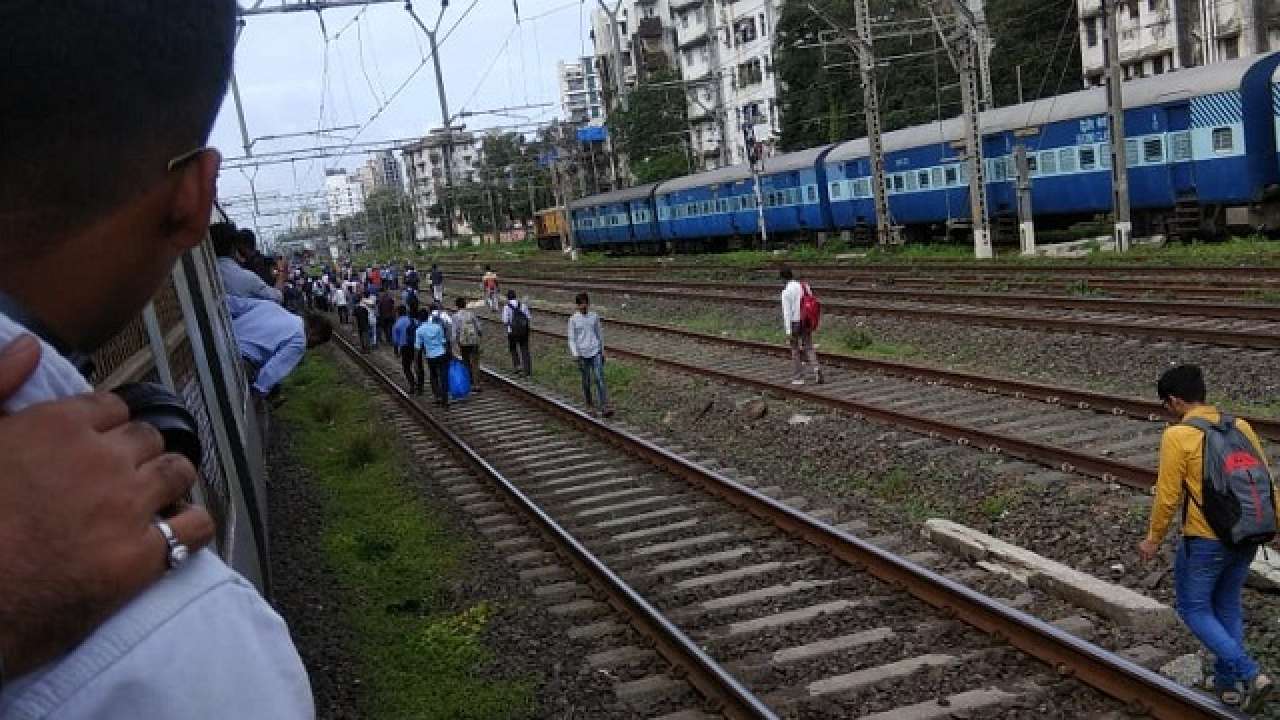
[637,17,664,39]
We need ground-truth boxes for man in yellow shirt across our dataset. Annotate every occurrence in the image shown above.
[1139,365,1275,711]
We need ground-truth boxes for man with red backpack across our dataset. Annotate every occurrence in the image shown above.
[779,267,822,386]
[1139,365,1276,712]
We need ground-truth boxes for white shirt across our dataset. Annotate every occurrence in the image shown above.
[0,310,314,720]
[781,280,804,335]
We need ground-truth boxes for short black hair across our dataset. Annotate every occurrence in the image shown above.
[210,222,239,258]
[0,2,238,252]
[507,289,517,300]
[397,305,407,316]
[779,267,794,281]
[235,229,259,254]
[575,292,589,305]
[455,297,467,308]
[415,308,430,321]
[1158,365,1206,404]
[305,313,334,346]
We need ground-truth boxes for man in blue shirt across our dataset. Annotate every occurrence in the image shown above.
[226,297,332,398]
[392,306,421,395]
[415,306,451,408]
[0,2,315,717]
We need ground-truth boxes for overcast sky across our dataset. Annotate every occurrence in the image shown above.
[212,0,592,238]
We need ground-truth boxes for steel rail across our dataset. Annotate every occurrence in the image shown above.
[521,305,1280,442]
[330,333,779,720]
[502,277,1280,350]
[486,317,1159,488]
[370,325,1236,720]
[507,273,1280,320]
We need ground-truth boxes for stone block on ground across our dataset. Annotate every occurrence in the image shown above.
[1160,653,1204,688]
[736,397,768,420]
[923,518,1175,631]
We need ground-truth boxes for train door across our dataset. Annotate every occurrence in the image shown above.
[1167,104,1196,197]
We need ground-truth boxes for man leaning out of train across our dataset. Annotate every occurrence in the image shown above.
[0,2,314,718]
[1138,365,1276,712]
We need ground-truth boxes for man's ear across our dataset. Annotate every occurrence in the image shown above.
[166,149,223,252]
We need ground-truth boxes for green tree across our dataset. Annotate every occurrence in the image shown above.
[337,187,414,252]
[607,69,690,184]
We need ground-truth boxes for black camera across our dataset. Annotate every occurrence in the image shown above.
[112,382,203,467]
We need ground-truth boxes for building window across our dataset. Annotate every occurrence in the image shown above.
[1079,146,1097,170]
[737,57,763,86]
[681,12,688,28]
[1152,54,1164,74]
[1143,137,1163,163]
[759,13,767,36]
[1212,127,1234,153]
[1085,17,1097,47]
[735,17,757,44]
[1128,2,1139,19]
[1223,36,1239,59]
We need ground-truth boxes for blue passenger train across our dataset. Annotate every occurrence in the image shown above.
[568,53,1280,250]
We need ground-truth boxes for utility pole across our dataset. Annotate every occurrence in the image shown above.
[807,2,893,246]
[1013,144,1036,255]
[744,124,769,250]
[929,0,993,259]
[967,0,994,109]
[1101,0,1132,252]
[407,3,457,247]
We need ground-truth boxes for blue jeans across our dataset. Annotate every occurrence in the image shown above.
[578,353,608,408]
[1174,537,1259,689]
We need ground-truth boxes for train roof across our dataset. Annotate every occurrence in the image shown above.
[657,143,837,194]
[567,182,657,210]
[829,53,1270,163]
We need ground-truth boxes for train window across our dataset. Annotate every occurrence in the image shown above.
[1143,137,1163,163]
[789,188,801,204]
[891,174,904,192]
[957,163,968,183]
[917,170,931,189]
[1079,146,1097,170]
[1099,145,1111,168]
[806,186,817,203]
[945,166,958,186]
[931,167,944,188]
[1125,138,1140,166]
[854,178,871,197]
[1212,127,1234,154]
[830,181,843,199]
[1040,151,1057,174]
[1059,148,1077,173]
[1026,154,1039,176]
[1171,131,1192,160]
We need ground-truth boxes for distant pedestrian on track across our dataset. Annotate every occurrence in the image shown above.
[415,305,451,407]
[430,263,445,304]
[453,297,483,392]
[568,292,612,417]
[1138,365,1277,712]
[482,265,500,311]
[779,267,822,386]
[332,283,349,325]
[361,295,379,349]
[377,290,396,347]
[502,290,533,377]
[392,306,422,395]
[352,297,371,353]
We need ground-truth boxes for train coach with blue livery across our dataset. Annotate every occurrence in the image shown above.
[568,52,1280,251]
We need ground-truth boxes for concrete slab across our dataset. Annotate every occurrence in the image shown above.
[565,486,654,508]
[614,674,687,705]
[533,581,583,600]
[923,519,1175,631]
[634,532,735,557]
[854,687,1019,720]
[592,505,695,530]
[651,710,717,720]
[670,561,794,591]
[725,599,861,637]
[576,494,673,518]
[808,654,957,697]
[547,598,609,617]
[698,580,834,612]
[772,627,896,665]
[650,547,754,576]
[518,565,570,582]
[586,645,656,669]
[612,518,701,543]
[567,620,624,640]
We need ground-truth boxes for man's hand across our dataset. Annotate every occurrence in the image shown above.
[0,335,215,678]
[1137,538,1160,563]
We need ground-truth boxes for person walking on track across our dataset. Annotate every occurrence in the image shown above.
[482,265,499,311]
[415,306,450,408]
[453,297,483,392]
[377,290,396,348]
[392,306,421,395]
[430,263,445,305]
[780,267,822,386]
[502,290,533,377]
[1138,365,1276,712]
[568,292,612,417]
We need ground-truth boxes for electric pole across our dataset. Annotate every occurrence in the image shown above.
[806,2,894,247]
[929,0,993,259]
[407,3,457,247]
[1014,144,1036,255]
[967,0,994,109]
[1101,0,1132,252]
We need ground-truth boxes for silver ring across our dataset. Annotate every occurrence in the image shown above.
[153,519,190,570]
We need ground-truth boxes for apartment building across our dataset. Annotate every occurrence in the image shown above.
[324,169,365,222]
[591,0,679,98]
[558,59,607,125]
[401,127,479,242]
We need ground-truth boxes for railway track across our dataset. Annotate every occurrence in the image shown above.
[500,276,1280,350]
[477,309,1280,489]
[330,330,1234,719]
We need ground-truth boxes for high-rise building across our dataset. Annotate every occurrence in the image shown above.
[591,0,678,98]
[401,128,479,243]
[1077,0,1280,85]
[558,59,606,125]
[357,150,404,195]
[324,169,366,222]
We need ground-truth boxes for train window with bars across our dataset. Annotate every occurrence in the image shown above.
[1125,138,1140,165]
[1169,131,1192,160]
[1026,154,1039,176]
[1059,147,1077,173]
[1143,137,1164,163]
[1099,144,1112,168]
[854,177,871,197]
[889,174,903,192]
[958,162,968,183]
[917,170,931,189]
[703,200,714,214]
[905,172,918,191]
[830,181,843,199]
[806,186,817,202]
[945,166,958,186]
[931,167,944,188]
[1039,151,1057,174]
[1079,146,1097,170]
[1212,127,1234,154]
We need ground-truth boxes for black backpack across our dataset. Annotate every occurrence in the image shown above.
[508,303,530,340]
[1183,415,1277,547]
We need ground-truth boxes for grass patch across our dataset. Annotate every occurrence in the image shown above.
[280,355,535,719]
